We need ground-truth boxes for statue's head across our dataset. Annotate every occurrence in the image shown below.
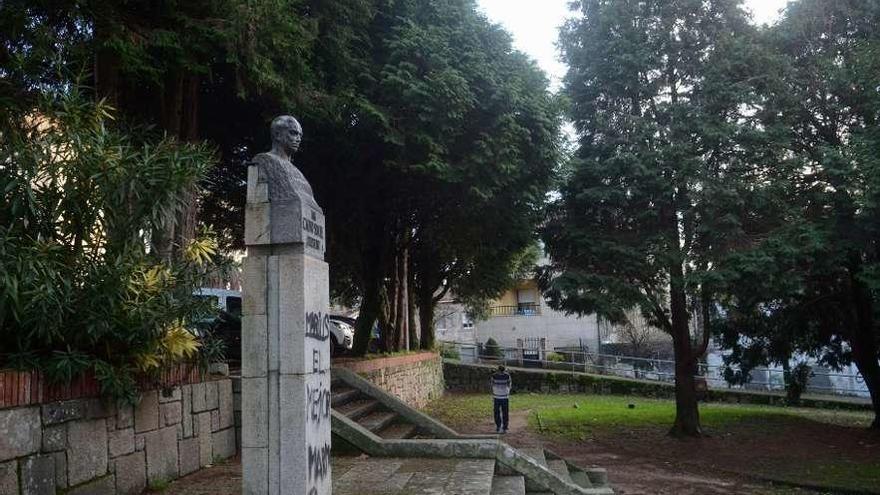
[270,115,303,157]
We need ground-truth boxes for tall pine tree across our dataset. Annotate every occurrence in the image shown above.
[545,0,764,437]
[715,0,880,428]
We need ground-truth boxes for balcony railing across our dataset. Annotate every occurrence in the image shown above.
[489,303,541,317]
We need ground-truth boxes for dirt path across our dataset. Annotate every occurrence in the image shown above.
[466,409,810,494]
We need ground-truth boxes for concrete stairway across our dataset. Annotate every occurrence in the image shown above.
[332,381,422,440]
[330,368,613,495]
[512,448,608,495]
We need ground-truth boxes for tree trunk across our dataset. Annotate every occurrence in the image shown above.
[151,72,202,259]
[668,261,703,438]
[849,268,880,429]
[385,252,402,352]
[670,347,701,437]
[398,247,409,351]
[417,283,436,350]
[379,284,396,353]
[94,49,120,106]
[353,274,381,356]
[854,355,880,429]
[407,254,420,350]
[781,357,795,404]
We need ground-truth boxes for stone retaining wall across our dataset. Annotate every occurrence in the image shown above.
[444,361,873,411]
[333,352,444,408]
[0,378,236,495]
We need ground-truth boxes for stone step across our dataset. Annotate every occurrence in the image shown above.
[569,468,593,488]
[331,387,360,407]
[491,475,526,495]
[585,467,609,487]
[449,459,496,494]
[377,422,418,439]
[519,448,547,467]
[358,411,398,433]
[337,398,380,421]
[546,460,572,484]
[495,462,516,477]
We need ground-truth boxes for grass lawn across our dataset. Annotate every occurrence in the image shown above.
[425,392,880,494]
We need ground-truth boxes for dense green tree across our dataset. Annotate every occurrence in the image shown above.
[714,0,880,428]
[545,0,765,437]
[297,0,561,354]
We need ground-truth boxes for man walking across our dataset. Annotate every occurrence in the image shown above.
[491,365,512,433]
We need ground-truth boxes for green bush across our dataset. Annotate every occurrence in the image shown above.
[546,352,565,363]
[784,362,813,406]
[439,343,460,360]
[0,89,220,403]
[484,337,504,358]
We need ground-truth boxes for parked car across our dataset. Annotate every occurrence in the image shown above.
[330,314,385,353]
[328,315,354,356]
[193,288,243,362]
[192,288,354,360]
[193,288,242,316]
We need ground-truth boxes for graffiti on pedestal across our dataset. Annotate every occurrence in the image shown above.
[307,441,331,482]
[305,311,331,341]
[306,383,331,424]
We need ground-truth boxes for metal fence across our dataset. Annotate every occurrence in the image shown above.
[488,304,542,317]
[439,340,870,398]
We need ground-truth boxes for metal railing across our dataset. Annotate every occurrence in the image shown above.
[439,340,871,399]
[488,304,542,317]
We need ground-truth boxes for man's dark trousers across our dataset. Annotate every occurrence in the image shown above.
[493,398,509,431]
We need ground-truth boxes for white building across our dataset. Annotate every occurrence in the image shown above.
[435,278,601,355]
[434,298,476,344]
[475,279,601,353]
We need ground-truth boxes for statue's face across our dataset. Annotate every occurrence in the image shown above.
[272,116,303,155]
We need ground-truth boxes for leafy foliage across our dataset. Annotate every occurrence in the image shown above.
[0,89,219,403]
[438,343,460,361]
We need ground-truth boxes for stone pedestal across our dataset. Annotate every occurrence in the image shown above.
[242,128,331,495]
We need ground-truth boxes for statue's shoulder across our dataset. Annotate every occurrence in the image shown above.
[252,151,282,167]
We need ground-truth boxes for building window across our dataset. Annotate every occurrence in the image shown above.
[462,313,474,330]
[516,289,539,315]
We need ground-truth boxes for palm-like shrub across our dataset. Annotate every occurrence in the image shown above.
[0,89,219,403]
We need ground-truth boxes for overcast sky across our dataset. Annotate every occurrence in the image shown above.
[478,0,789,91]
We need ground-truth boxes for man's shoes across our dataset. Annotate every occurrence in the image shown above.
[496,427,502,434]
[502,429,508,434]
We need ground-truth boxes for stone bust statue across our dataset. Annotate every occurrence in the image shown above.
[252,115,317,205]
[245,115,325,254]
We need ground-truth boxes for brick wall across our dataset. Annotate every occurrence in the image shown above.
[0,377,236,495]
[334,352,444,408]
